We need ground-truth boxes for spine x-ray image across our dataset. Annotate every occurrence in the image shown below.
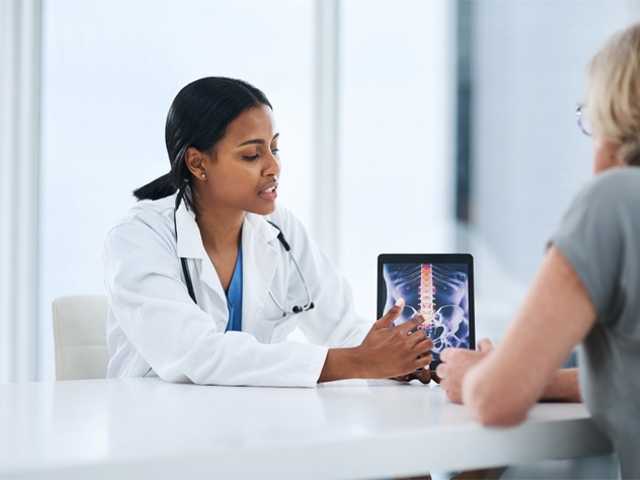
[382,263,470,363]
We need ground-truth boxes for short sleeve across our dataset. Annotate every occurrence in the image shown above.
[549,171,628,320]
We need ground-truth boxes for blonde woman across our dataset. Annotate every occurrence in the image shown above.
[437,23,640,478]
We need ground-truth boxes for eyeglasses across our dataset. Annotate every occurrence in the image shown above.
[576,103,592,137]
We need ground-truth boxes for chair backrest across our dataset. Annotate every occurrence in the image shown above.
[52,295,109,380]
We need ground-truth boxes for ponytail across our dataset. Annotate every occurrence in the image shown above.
[133,171,177,201]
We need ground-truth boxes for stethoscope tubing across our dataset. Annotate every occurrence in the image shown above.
[173,190,315,317]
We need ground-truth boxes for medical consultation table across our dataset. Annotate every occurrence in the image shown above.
[0,378,611,479]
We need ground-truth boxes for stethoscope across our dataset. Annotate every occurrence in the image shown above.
[173,191,315,317]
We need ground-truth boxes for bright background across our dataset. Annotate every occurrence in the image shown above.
[1,0,637,381]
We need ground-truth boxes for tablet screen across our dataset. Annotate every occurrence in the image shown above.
[380,261,472,366]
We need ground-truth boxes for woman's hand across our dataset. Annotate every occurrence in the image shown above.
[435,338,494,403]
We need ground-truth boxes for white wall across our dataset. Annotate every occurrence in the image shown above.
[31,0,631,377]
[462,0,640,341]
[39,0,313,379]
[339,0,455,321]
[471,0,638,285]
[37,0,456,377]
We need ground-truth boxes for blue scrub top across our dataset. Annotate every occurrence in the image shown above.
[225,242,243,332]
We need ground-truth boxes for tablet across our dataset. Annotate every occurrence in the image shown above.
[377,254,475,369]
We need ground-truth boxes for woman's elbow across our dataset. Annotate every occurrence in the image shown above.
[464,373,529,427]
[471,400,528,427]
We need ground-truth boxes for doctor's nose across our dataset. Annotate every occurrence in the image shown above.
[263,152,280,178]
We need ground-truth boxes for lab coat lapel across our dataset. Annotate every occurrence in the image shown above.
[242,214,280,336]
[175,201,227,307]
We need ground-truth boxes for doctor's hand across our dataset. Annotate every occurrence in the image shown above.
[391,367,433,384]
[436,338,494,404]
[318,299,433,383]
[356,299,434,379]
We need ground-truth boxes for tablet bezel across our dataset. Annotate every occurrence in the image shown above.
[377,253,476,369]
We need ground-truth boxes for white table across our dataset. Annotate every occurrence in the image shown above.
[0,378,611,479]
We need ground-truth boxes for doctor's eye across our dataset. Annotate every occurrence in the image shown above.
[242,153,260,161]
[271,148,280,156]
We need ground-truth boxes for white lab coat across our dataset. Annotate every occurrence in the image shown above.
[103,194,372,387]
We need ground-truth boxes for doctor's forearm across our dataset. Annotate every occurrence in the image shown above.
[318,347,365,383]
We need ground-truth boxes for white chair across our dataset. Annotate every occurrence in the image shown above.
[52,295,109,380]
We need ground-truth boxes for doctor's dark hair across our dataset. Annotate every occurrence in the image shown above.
[133,77,272,210]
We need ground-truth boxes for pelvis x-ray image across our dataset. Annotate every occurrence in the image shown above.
[382,263,470,362]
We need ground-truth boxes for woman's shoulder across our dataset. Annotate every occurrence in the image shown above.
[556,166,640,251]
[265,204,293,227]
[105,195,177,251]
[243,205,312,248]
[265,204,310,238]
[580,166,640,207]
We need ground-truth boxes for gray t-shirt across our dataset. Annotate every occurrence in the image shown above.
[550,167,640,479]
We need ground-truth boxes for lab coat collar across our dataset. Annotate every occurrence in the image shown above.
[174,198,281,259]
[174,199,206,259]
[241,213,282,335]
[174,198,282,333]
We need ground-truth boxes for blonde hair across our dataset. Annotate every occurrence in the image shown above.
[588,22,640,166]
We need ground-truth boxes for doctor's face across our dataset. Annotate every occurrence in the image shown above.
[193,105,281,216]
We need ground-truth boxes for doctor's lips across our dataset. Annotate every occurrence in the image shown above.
[258,181,278,201]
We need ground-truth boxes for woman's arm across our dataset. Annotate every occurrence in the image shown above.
[541,368,581,402]
[462,247,595,426]
[438,345,580,404]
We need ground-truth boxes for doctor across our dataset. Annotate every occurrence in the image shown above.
[104,77,433,387]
